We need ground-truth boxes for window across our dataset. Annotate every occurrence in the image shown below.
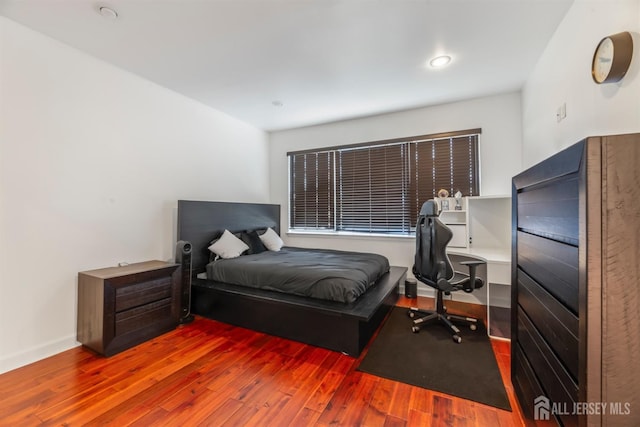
[288,129,480,234]
[337,143,410,233]
[289,151,334,230]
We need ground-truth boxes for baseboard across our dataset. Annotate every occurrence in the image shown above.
[0,335,80,375]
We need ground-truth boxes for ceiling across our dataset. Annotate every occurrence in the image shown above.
[0,0,574,131]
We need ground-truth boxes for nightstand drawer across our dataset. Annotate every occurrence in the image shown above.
[115,276,172,312]
[115,298,173,336]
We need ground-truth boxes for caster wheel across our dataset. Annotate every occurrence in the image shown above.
[408,311,415,318]
[470,324,477,331]
[453,335,462,343]
[412,326,420,333]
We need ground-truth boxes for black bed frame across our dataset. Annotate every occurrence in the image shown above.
[177,200,405,356]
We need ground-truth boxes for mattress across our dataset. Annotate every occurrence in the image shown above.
[206,247,390,303]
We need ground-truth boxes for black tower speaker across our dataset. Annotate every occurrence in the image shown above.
[405,278,417,298]
[175,240,194,324]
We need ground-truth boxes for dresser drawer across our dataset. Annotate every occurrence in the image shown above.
[115,298,173,336]
[115,276,173,312]
[517,268,579,380]
[516,175,579,245]
[517,231,579,313]
[517,307,578,427]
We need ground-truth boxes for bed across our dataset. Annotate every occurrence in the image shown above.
[177,200,406,356]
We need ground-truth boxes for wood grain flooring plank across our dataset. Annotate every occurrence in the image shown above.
[387,381,413,420]
[316,371,378,426]
[218,402,260,427]
[407,408,434,426]
[431,394,456,427]
[195,397,244,426]
[408,384,434,415]
[384,414,408,427]
[289,406,323,426]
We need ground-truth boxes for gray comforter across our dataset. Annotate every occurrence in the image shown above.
[206,247,390,303]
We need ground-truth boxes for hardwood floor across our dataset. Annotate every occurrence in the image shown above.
[0,296,525,426]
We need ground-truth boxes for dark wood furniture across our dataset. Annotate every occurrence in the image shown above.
[178,200,405,356]
[77,260,181,356]
[511,133,640,427]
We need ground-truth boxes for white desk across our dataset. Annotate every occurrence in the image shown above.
[448,247,511,339]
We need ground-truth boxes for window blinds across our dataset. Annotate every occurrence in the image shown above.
[289,151,334,229]
[289,130,479,233]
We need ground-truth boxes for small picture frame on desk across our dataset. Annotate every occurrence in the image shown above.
[441,199,450,211]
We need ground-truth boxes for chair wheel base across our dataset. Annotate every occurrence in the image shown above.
[470,324,477,331]
[453,335,462,343]
[412,326,420,333]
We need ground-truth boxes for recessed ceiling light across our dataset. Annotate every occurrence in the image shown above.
[272,100,284,107]
[99,6,118,20]
[429,55,452,68]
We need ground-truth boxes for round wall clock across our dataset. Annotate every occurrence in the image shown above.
[591,31,634,84]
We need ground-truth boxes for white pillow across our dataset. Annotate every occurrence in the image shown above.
[259,227,284,251]
[208,230,249,259]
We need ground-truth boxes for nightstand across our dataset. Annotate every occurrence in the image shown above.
[77,260,180,356]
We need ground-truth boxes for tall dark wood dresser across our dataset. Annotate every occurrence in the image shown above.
[511,133,640,427]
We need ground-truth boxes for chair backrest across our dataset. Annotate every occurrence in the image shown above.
[413,200,454,286]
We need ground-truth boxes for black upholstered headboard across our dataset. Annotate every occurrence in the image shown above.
[177,200,281,275]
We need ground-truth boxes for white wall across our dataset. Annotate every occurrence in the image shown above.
[0,17,269,374]
[268,92,522,299]
[522,0,640,167]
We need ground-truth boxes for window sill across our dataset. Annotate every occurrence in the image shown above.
[286,230,415,240]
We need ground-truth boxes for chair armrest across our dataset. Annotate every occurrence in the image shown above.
[459,260,485,292]
[459,260,485,267]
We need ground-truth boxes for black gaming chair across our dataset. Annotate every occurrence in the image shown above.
[409,200,485,343]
